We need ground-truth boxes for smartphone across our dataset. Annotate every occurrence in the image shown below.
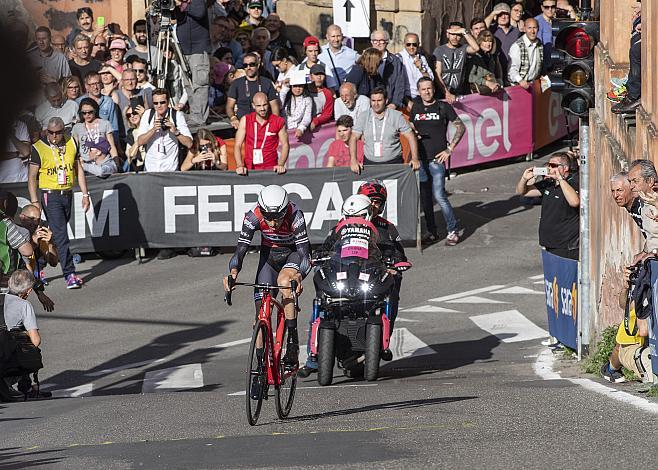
[533,167,549,176]
[97,16,105,27]
[130,95,144,111]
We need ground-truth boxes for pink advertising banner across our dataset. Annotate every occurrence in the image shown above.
[265,84,571,170]
[447,86,534,169]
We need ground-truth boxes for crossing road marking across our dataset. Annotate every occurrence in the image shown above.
[469,310,548,343]
[389,327,435,361]
[213,338,251,349]
[491,286,544,295]
[400,305,460,313]
[142,363,204,393]
[49,383,94,398]
[528,274,544,280]
[446,296,508,304]
[428,285,505,303]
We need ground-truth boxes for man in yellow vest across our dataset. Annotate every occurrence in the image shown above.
[27,117,90,289]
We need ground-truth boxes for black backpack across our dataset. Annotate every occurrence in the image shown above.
[625,259,654,336]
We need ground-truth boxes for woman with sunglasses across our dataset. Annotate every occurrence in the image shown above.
[71,98,119,177]
[61,76,83,102]
[181,128,228,171]
[99,67,120,104]
[124,106,145,171]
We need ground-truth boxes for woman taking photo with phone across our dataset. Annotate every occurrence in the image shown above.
[181,128,228,171]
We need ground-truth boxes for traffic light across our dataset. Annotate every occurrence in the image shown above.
[548,21,600,117]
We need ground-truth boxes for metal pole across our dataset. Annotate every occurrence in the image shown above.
[578,117,590,361]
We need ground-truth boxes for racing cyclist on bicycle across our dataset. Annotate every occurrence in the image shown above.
[358,180,410,360]
[223,185,311,383]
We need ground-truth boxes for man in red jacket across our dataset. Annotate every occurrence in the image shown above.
[308,64,334,132]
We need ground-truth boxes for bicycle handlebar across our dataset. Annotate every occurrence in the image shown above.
[224,279,300,310]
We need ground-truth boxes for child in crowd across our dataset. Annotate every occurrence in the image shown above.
[279,70,312,139]
[325,115,364,167]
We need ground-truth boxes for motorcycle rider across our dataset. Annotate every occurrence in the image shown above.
[357,179,410,360]
[223,185,311,398]
[298,194,380,377]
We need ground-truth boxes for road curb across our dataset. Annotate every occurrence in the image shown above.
[534,348,658,414]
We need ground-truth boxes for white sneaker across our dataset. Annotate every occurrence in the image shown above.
[446,231,459,246]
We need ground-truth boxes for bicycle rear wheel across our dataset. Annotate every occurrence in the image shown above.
[275,325,297,419]
[246,321,268,426]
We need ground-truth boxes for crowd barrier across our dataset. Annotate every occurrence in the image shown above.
[222,83,575,172]
[4,166,419,252]
[542,250,578,350]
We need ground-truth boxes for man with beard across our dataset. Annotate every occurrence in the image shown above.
[126,20,159,63]
[226,52,279,127]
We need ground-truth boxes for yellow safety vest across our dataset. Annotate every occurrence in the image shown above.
[33,137,78,190]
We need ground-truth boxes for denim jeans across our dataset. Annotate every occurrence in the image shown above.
[418,160,458,233]
[41,191,75,277]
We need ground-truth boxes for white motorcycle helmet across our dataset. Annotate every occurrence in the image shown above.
[258,185,289,220]
[341,194,373,221]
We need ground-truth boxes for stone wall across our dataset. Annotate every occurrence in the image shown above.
[588,0,657,340]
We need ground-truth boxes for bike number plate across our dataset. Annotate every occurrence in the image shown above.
[340,238,369,259]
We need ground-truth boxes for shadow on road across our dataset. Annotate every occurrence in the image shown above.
[0,447,64,469]
[422,195,534,242]
[378,334,503,381]
[42,319,234,397]
[290,396,477,422]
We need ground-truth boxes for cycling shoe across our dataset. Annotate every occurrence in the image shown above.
[297,366,316,378]
[283,343,299,372]
[250,375,264,400]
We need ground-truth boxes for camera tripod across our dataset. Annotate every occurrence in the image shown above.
[145,6,192,102]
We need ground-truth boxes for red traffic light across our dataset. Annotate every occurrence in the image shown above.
[563,28,592,58]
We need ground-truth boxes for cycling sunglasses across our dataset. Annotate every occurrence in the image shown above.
[262,210,286,221]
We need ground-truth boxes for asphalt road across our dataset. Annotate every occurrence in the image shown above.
[3,154,658,469]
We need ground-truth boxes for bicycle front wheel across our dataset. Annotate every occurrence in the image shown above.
[246,321,268,426]
[275,325,297,419]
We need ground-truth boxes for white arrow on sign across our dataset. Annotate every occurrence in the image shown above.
[333,0,370,38]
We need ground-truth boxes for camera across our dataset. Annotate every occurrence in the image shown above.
[533,167,549,176]
[160,117,170,131]
[151,0,175,15]
[200,144,210,153]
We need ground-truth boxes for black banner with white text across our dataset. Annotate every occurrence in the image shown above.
[2,166,419,252]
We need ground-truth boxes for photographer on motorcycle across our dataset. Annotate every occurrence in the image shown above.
[299,194,382,377]
[223,185,311,389]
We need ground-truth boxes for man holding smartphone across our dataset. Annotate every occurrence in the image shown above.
[117,69,151,141]
[516,152,580,260]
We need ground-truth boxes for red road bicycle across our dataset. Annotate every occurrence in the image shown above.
[225,279,299,426]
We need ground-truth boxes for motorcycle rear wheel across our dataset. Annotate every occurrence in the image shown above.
[317,327,335,386]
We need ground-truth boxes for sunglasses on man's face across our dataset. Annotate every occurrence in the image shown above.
[153,100,167,105]
[244,62,258,68]
[406,42,418,47]
[542,4,557,9]
[47,129,64,135]
[81,110,95,115]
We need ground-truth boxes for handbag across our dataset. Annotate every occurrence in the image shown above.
[9,329,43,372]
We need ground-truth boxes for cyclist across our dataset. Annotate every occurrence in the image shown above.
[357,180,410,360]
[223,185,311,396]
[299,193,380,378]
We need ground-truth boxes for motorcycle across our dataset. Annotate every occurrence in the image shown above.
[310,236,410,385]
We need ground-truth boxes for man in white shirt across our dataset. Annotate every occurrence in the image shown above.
[137,88,193,172]
[507,18,543,89]
[397,32,434,101]
[318,25,358,91]
[334,82,369,122]
[35,83,79,131]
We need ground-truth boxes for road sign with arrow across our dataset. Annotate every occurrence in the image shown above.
[333,0,369,37]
